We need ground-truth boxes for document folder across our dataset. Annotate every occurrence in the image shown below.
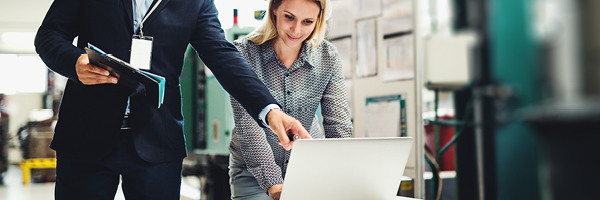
[85,43,165,108]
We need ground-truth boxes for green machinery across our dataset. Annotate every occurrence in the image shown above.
[199,24,259,156]
[426,1,600,200]
[424,1,544,199]
[180,20,257,200]
[182,25,256,155]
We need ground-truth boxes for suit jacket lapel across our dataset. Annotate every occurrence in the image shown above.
[122,0,134,33]
[144,0,172,28]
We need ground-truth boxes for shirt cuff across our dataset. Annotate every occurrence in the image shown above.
[259,104,281,127]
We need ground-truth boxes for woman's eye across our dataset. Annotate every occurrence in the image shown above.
[303,20,314,24]
[285,15,294,20]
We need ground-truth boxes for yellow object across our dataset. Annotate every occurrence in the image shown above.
[19,158,57,184]
[401,180,414,191]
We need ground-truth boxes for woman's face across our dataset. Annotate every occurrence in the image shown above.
[273,0,320,49]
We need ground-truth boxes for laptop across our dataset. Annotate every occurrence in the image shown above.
[280,137,414,200]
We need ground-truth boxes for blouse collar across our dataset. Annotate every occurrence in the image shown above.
[260,40,315,71]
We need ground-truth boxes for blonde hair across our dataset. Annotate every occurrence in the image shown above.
[248,0,328,48]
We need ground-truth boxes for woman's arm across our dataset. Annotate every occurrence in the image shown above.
[230,96,284,191]
[321,50,353,138]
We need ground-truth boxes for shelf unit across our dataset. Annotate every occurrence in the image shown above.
[328,0,424,198]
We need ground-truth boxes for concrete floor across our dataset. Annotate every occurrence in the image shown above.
[0,165,201,200]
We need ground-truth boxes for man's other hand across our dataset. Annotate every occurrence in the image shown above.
[76,54,118,85]
[266,109,312,151]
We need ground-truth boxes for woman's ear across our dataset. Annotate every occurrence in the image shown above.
[272,9,277,20]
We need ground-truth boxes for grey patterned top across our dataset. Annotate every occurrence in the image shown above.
[229,38,353,191]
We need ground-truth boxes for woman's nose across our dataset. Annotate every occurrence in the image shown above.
[290,22,301,35]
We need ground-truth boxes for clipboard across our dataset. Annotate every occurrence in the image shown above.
[85,43,165,108]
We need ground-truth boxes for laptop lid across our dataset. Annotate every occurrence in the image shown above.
[280,137,414,200]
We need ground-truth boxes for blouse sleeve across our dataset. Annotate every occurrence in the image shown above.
[230,96,284,191]
[321,50,353,138]
[229,39,284,191]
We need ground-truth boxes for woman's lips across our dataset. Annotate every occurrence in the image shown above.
[287,34,300,42]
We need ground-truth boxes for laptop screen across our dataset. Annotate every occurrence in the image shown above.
[280,137,414,200]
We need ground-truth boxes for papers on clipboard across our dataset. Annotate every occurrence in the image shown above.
[85,43,165,108]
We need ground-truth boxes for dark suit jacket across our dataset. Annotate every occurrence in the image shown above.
[35,0,278,163]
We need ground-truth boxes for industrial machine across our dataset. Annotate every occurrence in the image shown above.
[423,0,600,199]
[0,94,8,183]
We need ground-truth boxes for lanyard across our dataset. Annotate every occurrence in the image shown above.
[134,0,162,38]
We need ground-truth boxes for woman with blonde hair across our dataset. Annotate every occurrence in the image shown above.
[228,0,352,199]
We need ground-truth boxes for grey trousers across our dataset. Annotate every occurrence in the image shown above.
[229,161,273,200]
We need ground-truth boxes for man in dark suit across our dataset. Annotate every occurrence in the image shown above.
[34,0,311,199]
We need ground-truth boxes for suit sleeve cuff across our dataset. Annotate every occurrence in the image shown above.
[259,104,281,127]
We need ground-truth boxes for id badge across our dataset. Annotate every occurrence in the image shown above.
[131,35,153,70]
